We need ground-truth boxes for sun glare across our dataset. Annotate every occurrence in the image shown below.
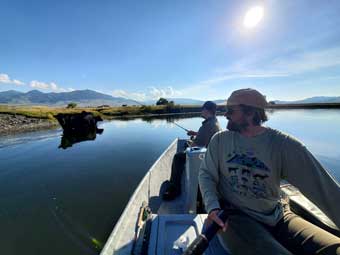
[243,6,264,29]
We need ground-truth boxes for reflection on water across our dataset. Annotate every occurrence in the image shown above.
[113,112,201,121]
[0,109,339,255]
[49,196,103,254]
[59,128,104,149]
[0,128,61,149]
[266,109,340,159]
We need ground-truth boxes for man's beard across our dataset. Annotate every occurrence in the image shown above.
[227,119,249,132]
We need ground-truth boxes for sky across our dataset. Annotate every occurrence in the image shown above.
[1,0,340,102]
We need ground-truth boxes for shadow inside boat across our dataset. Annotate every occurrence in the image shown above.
[147,181,171,213]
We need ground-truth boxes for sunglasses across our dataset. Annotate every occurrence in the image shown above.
[225,107,242,115]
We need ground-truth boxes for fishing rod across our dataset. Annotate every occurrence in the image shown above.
[171,121,190,132]
[182,209,236,255]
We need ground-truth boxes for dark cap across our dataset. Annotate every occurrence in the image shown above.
[202,101,217,113]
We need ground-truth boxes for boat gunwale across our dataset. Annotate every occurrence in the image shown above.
[100,138,179,254]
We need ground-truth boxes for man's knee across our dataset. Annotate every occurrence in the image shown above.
[276,211,340,255]
[318,244,340,255]
[219,214,292,255]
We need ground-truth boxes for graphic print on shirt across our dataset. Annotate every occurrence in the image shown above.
[226,152,270,198]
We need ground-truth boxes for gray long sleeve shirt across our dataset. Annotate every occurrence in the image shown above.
[199,128,340,227]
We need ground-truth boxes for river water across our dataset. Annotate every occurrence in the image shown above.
[0,109,339,255]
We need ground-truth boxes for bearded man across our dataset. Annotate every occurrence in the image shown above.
[199,88,340,255]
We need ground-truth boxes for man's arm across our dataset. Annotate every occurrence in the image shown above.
[193,120,220,147]
[186,130,199,147]
[281,137,340,228]
[187,130,198,136]
[191,125,207,147]
[198,133,221,213]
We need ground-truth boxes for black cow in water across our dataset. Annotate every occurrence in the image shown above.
[54,111,104,149]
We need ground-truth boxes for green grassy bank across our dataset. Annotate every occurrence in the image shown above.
[0,104,210,121]
[1,103,339,122]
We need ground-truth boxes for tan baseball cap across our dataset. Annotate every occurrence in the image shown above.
[227,88,267,109]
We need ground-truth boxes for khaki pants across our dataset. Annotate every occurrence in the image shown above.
[218,210,340,255]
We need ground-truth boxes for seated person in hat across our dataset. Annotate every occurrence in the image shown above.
[199,88,340,255]
[162,101,221,201]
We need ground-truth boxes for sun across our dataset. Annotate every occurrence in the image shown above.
[243,6,264,29]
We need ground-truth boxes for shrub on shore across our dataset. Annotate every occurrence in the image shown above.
[66,102,77,108]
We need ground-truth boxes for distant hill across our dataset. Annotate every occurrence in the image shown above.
[144,98,226,105]
[0,89,139,106]
[274,96,340,104]
[168,98,205,105]
[214,99,227,105]
[0,90,24,101]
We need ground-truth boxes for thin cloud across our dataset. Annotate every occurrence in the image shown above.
[29,80,69,92]
[148,86,182,99]
[226,46,340,78]
[0,73,25,85]
[112,89,147,101]
[180,45,340,97]
[13,80,24,85]
[0,72,71,92]
[268,46,340,74]
[199,72,289,86]
[112,86,182,101]
[30,80,50,89]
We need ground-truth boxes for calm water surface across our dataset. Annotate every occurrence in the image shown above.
[0,109,340,255]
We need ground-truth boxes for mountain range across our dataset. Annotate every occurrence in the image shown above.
[0,90,226,106]
[274,96,340,104]
[0,89,339,106]
[0,89,139,106]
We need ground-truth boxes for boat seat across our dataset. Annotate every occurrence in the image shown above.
[184,147,207,213]
[157,146,206,215]
[148,214,230,255]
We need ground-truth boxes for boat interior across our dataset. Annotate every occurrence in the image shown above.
[100,139,339,255]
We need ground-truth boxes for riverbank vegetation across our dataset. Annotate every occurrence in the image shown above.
[0,105,103,121]
[1,103,340,135]
[1,103,340,121]
[0,104,221,120]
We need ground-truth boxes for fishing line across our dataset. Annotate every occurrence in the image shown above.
[42,185,103,253]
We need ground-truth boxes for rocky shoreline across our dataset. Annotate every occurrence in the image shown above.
[0,113,59,135]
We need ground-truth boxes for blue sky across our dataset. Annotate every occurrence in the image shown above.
[1,0,340,101]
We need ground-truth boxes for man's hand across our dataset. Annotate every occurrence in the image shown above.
[187,130,197,136]
[206,209,228,232]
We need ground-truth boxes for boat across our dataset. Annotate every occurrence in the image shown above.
[100,138,340,255]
